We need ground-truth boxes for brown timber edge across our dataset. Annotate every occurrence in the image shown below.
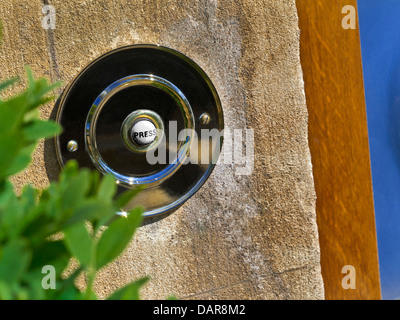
[296,0,381,299]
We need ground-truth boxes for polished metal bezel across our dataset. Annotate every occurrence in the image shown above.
[85,74,195,188]
[55,44,224,217]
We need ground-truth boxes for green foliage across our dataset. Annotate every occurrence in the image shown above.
[0,68,147,300]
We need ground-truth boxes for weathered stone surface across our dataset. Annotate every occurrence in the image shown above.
[0,0,324,299]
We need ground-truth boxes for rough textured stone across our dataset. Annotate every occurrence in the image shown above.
[0,0,324,299]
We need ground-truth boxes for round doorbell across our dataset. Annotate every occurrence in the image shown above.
[55,44,223,217]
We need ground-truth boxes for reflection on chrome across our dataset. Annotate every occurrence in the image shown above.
[145,124,254,176]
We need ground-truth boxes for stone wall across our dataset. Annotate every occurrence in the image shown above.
[0,0,324,299]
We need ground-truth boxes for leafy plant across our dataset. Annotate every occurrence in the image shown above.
[0,68,147,300]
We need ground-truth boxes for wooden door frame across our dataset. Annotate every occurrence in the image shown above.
[296,0,381,299]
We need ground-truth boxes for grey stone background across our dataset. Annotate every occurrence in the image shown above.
[0,0,324,299]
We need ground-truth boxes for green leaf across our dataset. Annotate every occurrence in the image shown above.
[0,180,15,209]
[80,288,99,300]
[0,95,31,135]
[0,184,40,240]
[64,199,114,228]
[22,272,46,300]
[0,133,23,178]
[115,186,144,209]
[64,222,93,267]
[0,281,13,300]
[0,191,24,239]
[97,174,117,201]
[49,266,83,300]
[23,119,61,141]
[29,240,69,274]
[59,160,79,184]
[25,66,35,87]
[24,70,61,111]
[60,169,91,213]
[1,143,36,178]
[0,239,31,285]
[96,207,143,269]
[107,276,149,300]
[87,170,100,197]
[19,184,38,211]
[23,108,40,123]
[0,77,18,93]
[54,285,82,300]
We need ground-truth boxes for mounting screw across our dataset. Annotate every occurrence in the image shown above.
[67,140,78,152]
[200,113,211,125]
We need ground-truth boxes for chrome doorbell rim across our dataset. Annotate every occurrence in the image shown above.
[55,44,223,217]
[85,73,195,188]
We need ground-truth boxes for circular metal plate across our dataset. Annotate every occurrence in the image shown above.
[56,44,223,217]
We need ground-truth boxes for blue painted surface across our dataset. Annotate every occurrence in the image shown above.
[358,0,400,300]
